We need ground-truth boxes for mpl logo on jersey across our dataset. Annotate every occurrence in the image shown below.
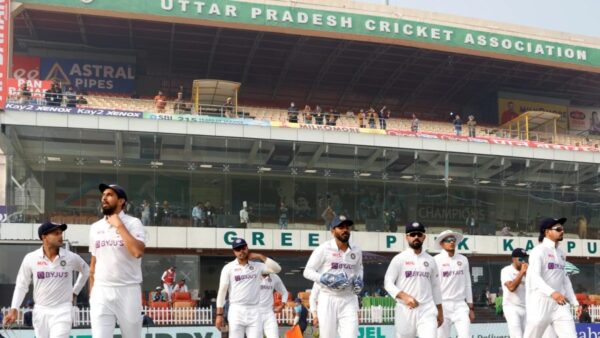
[40,58,135,93]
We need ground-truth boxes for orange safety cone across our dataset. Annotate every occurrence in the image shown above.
[285,324,303,338]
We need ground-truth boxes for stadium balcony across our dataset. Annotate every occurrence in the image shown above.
[8,91,597,150]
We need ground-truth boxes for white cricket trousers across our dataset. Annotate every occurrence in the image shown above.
[394,301,438,338]
[437,300,470,338]
[162,283,173,301]
[90,284,142,338]
[317,292,359,338]
[32,303,72,338]
[503,304,526,338]
[260,309,279,338]
[228,304,263,338]
[523,294,576,338]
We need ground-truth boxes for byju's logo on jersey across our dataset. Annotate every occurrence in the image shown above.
[234,274,256,282]
[548,263,565,270]
[331,262,355,270]
[405,271,430,278]
[95,239,124,248]
[37,271,69,279]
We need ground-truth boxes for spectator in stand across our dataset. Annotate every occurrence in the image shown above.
[314,105,324,125]
[379,106,390,130]
[154,91,167,114]
[501,225,513,237]
[77,95,88,105]
[279,202,289,230]
[44,85,54,106]
[239,203,249,228]
[467,115,477,137]
[19,83,32,104]
[173,279,189,293]
[223,97,234,118]
[579,305,592,323]
[411,113,419,132]
[358,109,366,128]
[577,216,588,239]
[304,105,313,124]
[466,214,477,235]
[52,83,63,107]
[321,205,335,230]
[288,102,299,123]
[65,87,77,108]
[368,107,376,128]
[589,111,600,135]
[173,92,186,114]
[326,108,337,126]
[453,114,463,136]
[192,201,204,227]
[152,286,167,302]
[161,266,177,301]
[141,200,151,226]
[161,200,172,226]
[501,101,519,124]
[293,298,309,333]
[204,201,215,227]
[300,105,310,124]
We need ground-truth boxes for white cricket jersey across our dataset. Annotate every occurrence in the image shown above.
[258,274,289,310]
[501,264,526,307]
[526,238,578,306]
[218,258,280,307]
[173,284,188,293]
[434,251,473,303]
[384,248,442,305]
[11,247,89,309]
[303,238,363,296]
[89,211,145,286]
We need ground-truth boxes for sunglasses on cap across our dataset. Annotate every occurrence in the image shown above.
[550,226,564,232]
[408,232,424,238]
[517,257,527,262]
[442,237,457,243]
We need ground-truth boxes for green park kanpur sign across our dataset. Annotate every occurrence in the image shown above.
[19,0,600,70]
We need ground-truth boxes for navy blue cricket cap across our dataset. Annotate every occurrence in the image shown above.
[329,215,353,230]
[99,183,128,201]
[511,248,528,258]
[406,221,426,234]
[38,221,67,240]
[232,237,248,249]
[539,217,566,235]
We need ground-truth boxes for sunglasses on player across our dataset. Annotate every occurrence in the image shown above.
[408,232,424,238]
[442,237,457,243]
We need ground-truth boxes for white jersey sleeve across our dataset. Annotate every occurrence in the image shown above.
[262,257,282,274]
[430,260,442,305]
[464,258,473,304]
[384,254,402,299]
[271,274,289,304]
[72,253,90,296]
[303,245,325,283]
[10,253,33,309]
[216,263,231,308]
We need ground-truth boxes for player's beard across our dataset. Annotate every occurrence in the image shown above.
[335,232,350,243]
[102,203,117,215]
[409,240,423,250]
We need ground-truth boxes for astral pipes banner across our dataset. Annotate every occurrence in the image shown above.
[0,0,9,109]
[17,0,600,71]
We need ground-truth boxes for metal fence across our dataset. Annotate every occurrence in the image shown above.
[1,304,593,328]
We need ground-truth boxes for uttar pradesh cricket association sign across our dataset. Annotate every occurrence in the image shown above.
[17,0,600,71]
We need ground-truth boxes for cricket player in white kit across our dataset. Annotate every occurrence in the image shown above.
[89,184,146,338]
[4,222,89,338]
[523,218,578,338]
[434,230,473,338]
[500,248,529,338]
[303,215,363,338]
[215,238,282,338]
[384,222,443,338]
[258,273,289,338]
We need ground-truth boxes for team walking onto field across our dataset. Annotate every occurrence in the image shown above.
[1,182,581,338]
